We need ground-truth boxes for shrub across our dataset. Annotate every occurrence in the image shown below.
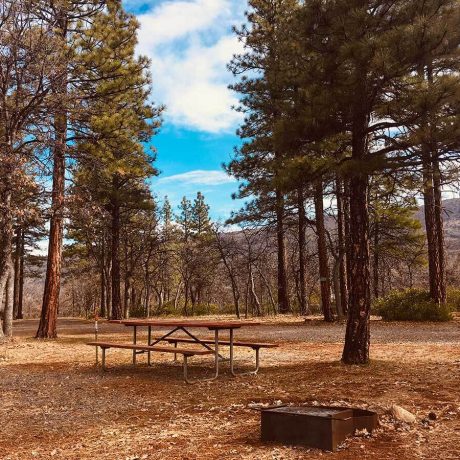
[447,288,460,312]
[373,289,452,322]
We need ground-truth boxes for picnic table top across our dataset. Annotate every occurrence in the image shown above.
[108,319,261,329]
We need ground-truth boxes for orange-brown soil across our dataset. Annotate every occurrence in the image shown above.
[1,317,459,459]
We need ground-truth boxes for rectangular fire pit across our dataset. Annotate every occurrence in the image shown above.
[261,406,378,452]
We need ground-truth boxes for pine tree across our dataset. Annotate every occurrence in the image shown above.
[0,0,62,337]
[69,0,162,320]
[228,0,301,314]
[369,177,426,298]
[36,0,106,338]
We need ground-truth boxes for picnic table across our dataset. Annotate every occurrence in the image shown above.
[87,319,278,384]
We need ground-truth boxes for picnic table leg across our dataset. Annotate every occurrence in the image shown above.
[173,341,179,363]
[147,326,152,366]
[102,347,107,370]
[214,329,219,378]
[229,328,235,375]
[230,329,260,377]
[133,325,137,366]
[181,328,220,384]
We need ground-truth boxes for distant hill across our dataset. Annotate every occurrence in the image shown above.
[417,197,460,250]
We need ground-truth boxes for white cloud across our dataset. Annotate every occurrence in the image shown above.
[135,0,245,133]
[137,0,230,47]
[158,169,236,186]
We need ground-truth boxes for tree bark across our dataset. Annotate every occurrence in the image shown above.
[110,187,122,320]
[297,187,309,315]
[336,177,348,315]
[342,103,371,364]
[3,269,14,337]
[276,189,290,313]
[100,241,106,318]
[315,181,334,322]
[123,236,130,318]
[36,11,68,339]
[423,156,443,305]
[343,179,352,292]
[433,159,446,304]
[0,181,14,336]
[249,265,262,316]
[17,229,25,320]
[13,227,21,319]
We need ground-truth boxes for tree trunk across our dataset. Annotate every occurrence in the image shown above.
[106,259,112,318]
[336,177,348,315]
[433,159,446,304]
[297,187,309,315]
[421,63,446,306]
[276,190,290,313]
[332,259,342,319]
[343,179,352,292]
[110,192,122,320]
[257,266,277,315]
[123,237,130,318]
[100,238,106,318]
[1,187,14,336]
[17,230,25,320]
[249,266,262,316]
[36,12,68,339]
[423,157,443,305]
[13,227,21,319]
[315,181,334,322]
[3,269,14,337]
[342,104,371,365]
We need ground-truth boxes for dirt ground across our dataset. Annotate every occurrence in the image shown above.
[1,316,459,460]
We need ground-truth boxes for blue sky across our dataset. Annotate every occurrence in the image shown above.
[123,0,248,221]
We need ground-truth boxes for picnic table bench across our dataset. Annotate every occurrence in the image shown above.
[87,341,213,384]
[87,319,277,384]
[156,337,278,374]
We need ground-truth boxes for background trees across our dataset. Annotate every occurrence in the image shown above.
[1,0,459,374]
[227,0,460,364]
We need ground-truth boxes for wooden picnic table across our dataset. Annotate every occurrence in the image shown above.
[109,319,262,381]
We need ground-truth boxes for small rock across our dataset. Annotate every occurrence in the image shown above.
[428,411,437,421]
[391,405,416,424]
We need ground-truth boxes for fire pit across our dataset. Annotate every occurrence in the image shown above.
[261,406,378,451]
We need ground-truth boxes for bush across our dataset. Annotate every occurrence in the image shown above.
[373,289,452,322]
[447,288,460,312]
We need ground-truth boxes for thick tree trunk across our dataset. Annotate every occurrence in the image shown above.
[336,178,348,315]
[3,269,14,337]
[0,181,14,336]
[421,64,446,306]
[37,116,66,338]
[110,194,122,319]
[1,189,14,337]
[423,157,444,305]
[315,181,334,322]
[342,105,371,365]
[37,12,68,339]
[276,190,290,313]
[297,187,309,315]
